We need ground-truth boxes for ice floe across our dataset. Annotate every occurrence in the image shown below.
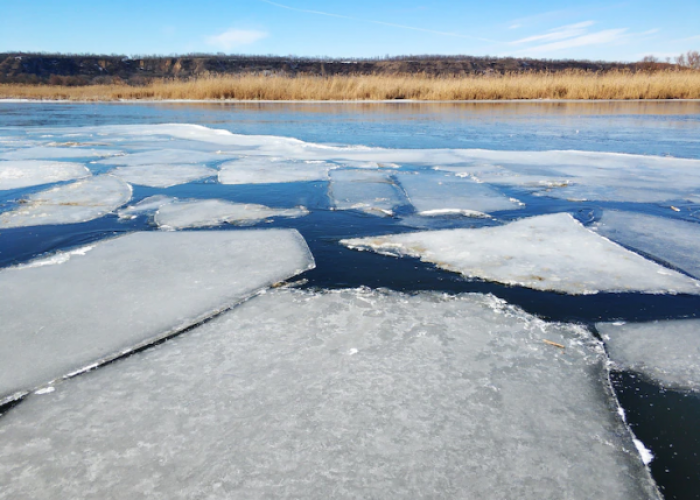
[597,319,700,392]
[592,211,700,279]
[0,175,132,228]
[94,148,231,166]
[397,170,523,217]
[110,164,217,188]
[117,195,174,219]
[341,213,700,295]
[0,146,123,161]
[329,169,405,216]
[0,160,91,190]
[0,229,314,403]
[219,157,333,184]
[0,289,660,499]
[154,199,309,229]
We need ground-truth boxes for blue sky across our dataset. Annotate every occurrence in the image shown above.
[1,0,698,61]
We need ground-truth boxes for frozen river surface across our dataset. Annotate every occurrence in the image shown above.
[1,101,700,499]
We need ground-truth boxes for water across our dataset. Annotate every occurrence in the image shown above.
[1,101,699,499]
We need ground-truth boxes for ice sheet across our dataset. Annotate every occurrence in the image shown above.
[329,169,404,216]
[154,199,309,229]
[110,164,217,188]
[0,289,659,499]
[341,213,700,295]
[94,148,232,166]
[117,195,175,219]
[0,230,314,402]
[0,146,123,161]
[0,161,90,190]
[26,125,700,205]
[592,211,700,279]
[219,157,332,184]
[597,319,700,391]
[0,175,132,228]
[398,170,523,216]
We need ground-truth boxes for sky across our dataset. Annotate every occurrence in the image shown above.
[0,0,698,62]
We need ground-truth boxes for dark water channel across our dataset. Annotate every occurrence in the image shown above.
[1,101,699,499]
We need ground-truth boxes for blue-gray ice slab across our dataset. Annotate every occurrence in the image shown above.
[109,164,217,188]
[0,175,132,228]
[597,320,700,392]
[0,146,124,161]
[0,161,90,190]
[94,148,232,166]
[435,150,700,203]
[397,170,523,217]
[0,229,314,404]
[117,195,175,219]
[0,289,660,500]
[341,213,700,295]
[329,169,404,217]
[592,211,700,279]
[218,157,333,184]
[154,199,309,229]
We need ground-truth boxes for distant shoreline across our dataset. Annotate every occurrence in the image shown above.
[3,98,700,104]
[2,72,699,101]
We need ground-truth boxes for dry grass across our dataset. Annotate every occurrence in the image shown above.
[1,71,700,101]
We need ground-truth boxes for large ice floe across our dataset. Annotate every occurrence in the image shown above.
[94,148,232,166]
[154,199,309,229]
[219,157,333,184]
[0,146,123,161]
[597,319,700,392]
[329,169,405,216]
[341,213,700,295]
[0,229,314,403]
[592,211,700,279]
[109,164,217,188]
[0,160,90,190]
[397,170,523,217]
[0,289,660,499]
[0,175,132,228]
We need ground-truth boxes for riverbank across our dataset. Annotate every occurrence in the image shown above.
[2,71,699,101]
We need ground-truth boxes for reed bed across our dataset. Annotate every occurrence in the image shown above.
[2,71,700,101]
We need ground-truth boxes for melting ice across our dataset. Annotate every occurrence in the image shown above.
[341,213,700,295]
[109,164,217,188]
[219,157,333,184]
[0,229,314,403]
[0,160,90,190]
[0,289,659,499]
[329,169,405,216]
[597,319,700,392]
[0,175,132,228]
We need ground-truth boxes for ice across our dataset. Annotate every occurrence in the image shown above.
[94,148,231,166]
[0,160,90,190]
[397,170,523,217]
[219,157,333,184]
[117,195,175,219]
[110,164,217,187]
[437,151,700,203]
[0,229,314,403]
[154,199,309,229]
[597,319,700,391]
[0,289,660,499]
[26,126,700,205]
[341,213,700,295]
[592,211,700,279]
[0,176,132,228]
[0,146,123,161]
[329,169,405,216]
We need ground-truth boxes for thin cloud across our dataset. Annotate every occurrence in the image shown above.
[516,28,629,55]
[511,21,595,45]
[257,0,498,43]
[206,29,268,51]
